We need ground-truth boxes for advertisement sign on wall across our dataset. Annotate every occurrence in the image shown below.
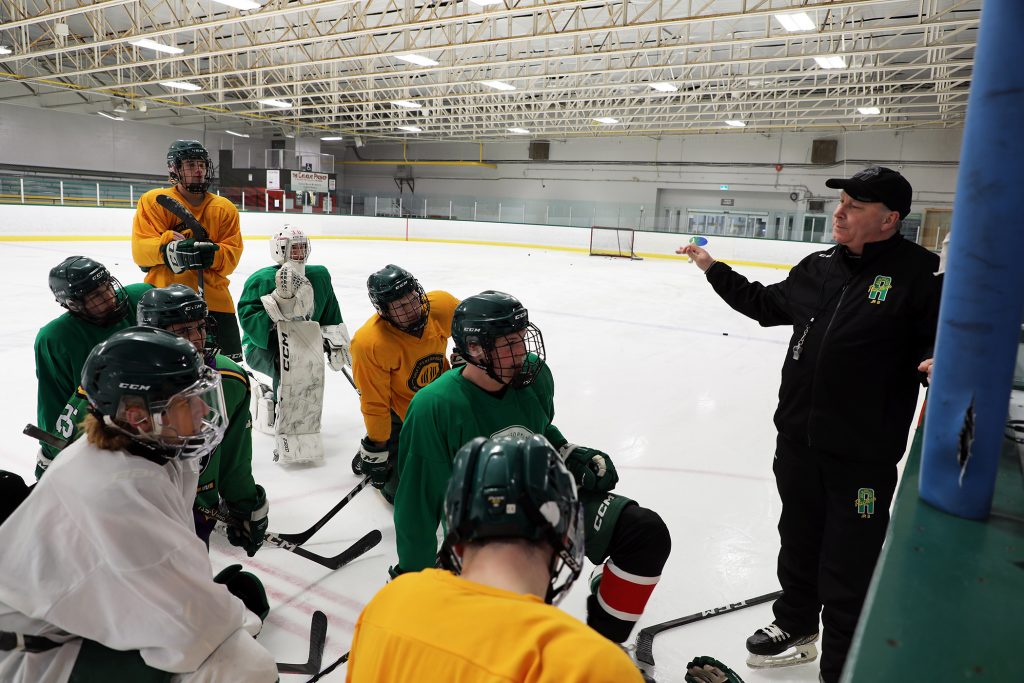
[291,171,329,193]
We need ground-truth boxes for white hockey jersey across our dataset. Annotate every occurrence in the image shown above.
[0,438,277,682]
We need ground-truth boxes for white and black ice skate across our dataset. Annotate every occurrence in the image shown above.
[745,623,818,669]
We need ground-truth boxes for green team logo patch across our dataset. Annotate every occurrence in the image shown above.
[867,275,893,304]
[490,425,535,440]
[855,487,876,518]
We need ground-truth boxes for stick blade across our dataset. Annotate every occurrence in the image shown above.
[327,529,383,570]
[635,630,656,665]
[277,610,328,675]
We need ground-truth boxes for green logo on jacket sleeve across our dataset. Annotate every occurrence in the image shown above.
[855,487,876,517]
[867,276,892,303]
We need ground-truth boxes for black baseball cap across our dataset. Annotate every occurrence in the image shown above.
[826,166,913,219]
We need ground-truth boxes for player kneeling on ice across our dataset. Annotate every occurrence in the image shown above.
[0,327,276,682]
[238,225,351,465]
[137,284,269,554]
[348,434,645,683]
[350,264,459,502]
[391,291,671,645]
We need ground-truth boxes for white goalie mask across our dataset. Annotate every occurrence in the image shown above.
[270,225,311,267]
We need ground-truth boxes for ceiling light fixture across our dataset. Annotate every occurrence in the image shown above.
[161,80,202,91]
[724,119,747,127]
[390,100,422,109]
[649,82,679,93]
[0,46,12,56]
[858,106,881,115]
[479,80,516,91]
[97,112,124,121]
[814,56,847,69]
[225,130,250,138]
[258,98,292,108]
[398,125,423,133]
[469,0,504,5]
[129,38,183,54]
[508,127,530,134]
[320,136,343,141]
[211,0,262,9]
[594,117,620,124]
[774,12,815,32]
[396,54,438,67]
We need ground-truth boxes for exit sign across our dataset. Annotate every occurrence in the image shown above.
[719,184,730,190]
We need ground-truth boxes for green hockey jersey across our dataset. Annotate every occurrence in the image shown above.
[237,264,343,354]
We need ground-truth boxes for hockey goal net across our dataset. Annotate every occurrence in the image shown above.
[589,226,641,259]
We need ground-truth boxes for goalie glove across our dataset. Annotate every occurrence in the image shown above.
[358,436,390,489]
[260,265,314,323]
[162,238,219,274]
[558,443,619,492]
[321,323,352,371]
[222,485,270,557]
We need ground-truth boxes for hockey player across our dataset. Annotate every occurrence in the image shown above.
[132,140,245,361]
[0,327,277,682]
[34,255,151,475]
[237,225,350,464]
[350,264,459,501]
[137,284,269,554]
[347,434,644,683]
[392,291,671,645]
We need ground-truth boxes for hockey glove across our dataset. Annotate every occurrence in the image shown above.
[223,485,270,557]
[358,437,390,489]
[321,323,352,371]
[261,265,314,322]
[558,443,619,492]
[684,656,745,683]
[450,350,467,369]
[162,238,219,274]
[214,563,271,623]
[387,565,407,582]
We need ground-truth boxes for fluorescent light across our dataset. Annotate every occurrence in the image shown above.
[594,117,619,124]
[161,80,201,91]
[858,106,881,115]
[211,0,261,9]
[97,112,123,121]
[258,98,292,108]
[508,127,530,134]
[396,54,438,67]
[129,38,184,55]
[774,12,815,32]
[814,56,847,69]
[284,133,295,138]
[397,126,423,133]
[225,130,250,138]
[320,136,343,141]
[0,46,12,56]
[113,105,128,113]
[479,79,516,91]
[649,82,679,93]
[390,100,422,109]
[470,0,504,5]
[724,119,746,127]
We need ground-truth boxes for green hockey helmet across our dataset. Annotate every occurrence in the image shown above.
[367,264,429,336]
[48,255,129,326]
[137,284,218,362]
[451,291,545,387]
[166,140,214,194]
[82,327,227,461]
[443,434,584,605]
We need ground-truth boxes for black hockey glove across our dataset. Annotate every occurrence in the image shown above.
[358,437,390,489]
[163,237,219,274]
[450,350,467,369]
[558,443,619,492]
[214,563,270,622]
[223,485,269,557]
[684,656,745,683]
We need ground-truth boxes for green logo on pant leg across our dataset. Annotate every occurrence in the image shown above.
[855,487,876,518]
[867,276,892,303]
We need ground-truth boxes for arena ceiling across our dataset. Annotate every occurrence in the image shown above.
[0,0,980,141]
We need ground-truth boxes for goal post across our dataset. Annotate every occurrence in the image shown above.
[589,226,642,260]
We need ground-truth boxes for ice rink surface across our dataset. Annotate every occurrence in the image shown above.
[1,235,832,682]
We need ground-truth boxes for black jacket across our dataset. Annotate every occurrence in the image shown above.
[706,234,941,463]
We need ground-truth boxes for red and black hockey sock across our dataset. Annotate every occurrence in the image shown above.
[588,504,671,642]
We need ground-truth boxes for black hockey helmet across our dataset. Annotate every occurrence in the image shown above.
[167,140,214,194]
[82,327,227,460]
[48,255,129,326]
[137,284,219,362]
[451,291,545,387]
[443,434,584,605]
[367,264,429,336]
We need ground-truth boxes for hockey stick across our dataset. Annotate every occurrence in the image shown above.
[275,475,372,545]
[197,505,382,571]
[278,610,328,675]
[306,650,348,682]
[341,365,357,391]
[155,193,210,298]
[634,589,783,666]
[24,424,68,450]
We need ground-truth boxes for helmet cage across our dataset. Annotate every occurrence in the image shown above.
[369,274,430,336]
[137,285,218,364]
[105,366,227,461]
[461,322,545,388]
[59,274,130,327]
[167,142,214,194]
[270,226,311,266]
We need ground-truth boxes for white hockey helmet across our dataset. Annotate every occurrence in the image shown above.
[270,225,311,265]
